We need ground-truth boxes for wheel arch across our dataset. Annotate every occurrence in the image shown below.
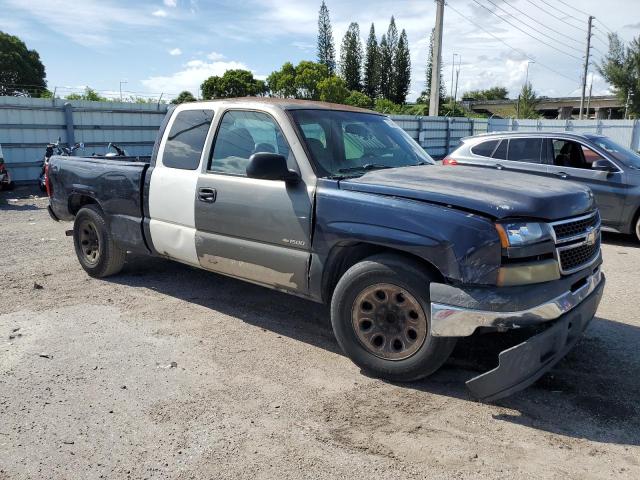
[320,242,446,304]
[68,193,102,217]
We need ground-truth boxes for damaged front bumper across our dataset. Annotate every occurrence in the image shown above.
[429,263,604,401]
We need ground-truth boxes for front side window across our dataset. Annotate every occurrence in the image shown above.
[507,138,542,163]
[587,136,640,169]
[290,109,433,177]
[210,110,291,176]
[163,109,214,170]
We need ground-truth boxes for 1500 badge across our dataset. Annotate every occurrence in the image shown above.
[282,238,306,246]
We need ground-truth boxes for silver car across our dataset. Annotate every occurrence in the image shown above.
[446,132,640,241]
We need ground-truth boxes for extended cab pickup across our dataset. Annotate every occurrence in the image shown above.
[48,99,605,401]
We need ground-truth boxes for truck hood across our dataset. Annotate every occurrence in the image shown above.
[339,165,595,220]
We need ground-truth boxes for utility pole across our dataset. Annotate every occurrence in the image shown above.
[429,0,445,116]
[579,16,594,120]
[586,77,593,119]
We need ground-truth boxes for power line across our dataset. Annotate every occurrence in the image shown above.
[538,0,586,25]
[489,0,584,50]
[445,2,580,84]
[525,0,585,32]
[556,0,591,17]
[470,0,583,60]
[595,18,615,35]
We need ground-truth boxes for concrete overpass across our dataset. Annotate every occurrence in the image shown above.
[463,95,624,119]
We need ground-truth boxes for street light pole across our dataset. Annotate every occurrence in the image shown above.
[119,80,128,102]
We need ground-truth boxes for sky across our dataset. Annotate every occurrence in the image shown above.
[1,0,639,102]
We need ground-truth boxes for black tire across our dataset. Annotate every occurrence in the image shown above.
[634,212,640,243]
[73,205,126,278]
[330,253,457,382]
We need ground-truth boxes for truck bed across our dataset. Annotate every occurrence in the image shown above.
[48,155,152,254]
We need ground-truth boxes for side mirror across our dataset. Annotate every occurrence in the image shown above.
[246,152,300,183]
[592,159,616,172]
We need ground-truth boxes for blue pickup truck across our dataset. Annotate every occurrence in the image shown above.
[47,99,605,401]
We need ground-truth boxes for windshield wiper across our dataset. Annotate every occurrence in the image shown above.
[338,163,394,174]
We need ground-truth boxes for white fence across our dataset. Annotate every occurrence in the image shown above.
[1,96,639,182]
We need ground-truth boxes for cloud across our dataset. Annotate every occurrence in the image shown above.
[141,59,250,95]
[169,48,183,56]
[3,0,159,46]
[207,51,225,61]
[164,0,177,6]
[152,9,168,17]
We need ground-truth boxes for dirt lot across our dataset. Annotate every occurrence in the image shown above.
[1,186,639,480]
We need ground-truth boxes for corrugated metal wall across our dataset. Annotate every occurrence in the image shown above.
[390,115,640,159]
[0,97,168,182]
[1,96,639,181]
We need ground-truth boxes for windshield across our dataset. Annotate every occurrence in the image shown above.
[289,109,434,177]
[587,136,640,169]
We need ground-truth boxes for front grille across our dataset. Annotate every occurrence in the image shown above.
[552,211,599,240]
[551,211,601,274]
[559,237,600,272]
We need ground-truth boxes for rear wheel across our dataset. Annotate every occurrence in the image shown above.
[635,214,640,243]
[330,253,457,382]
[73,205,126,277]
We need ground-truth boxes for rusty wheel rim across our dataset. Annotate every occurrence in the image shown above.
[351,283,428,361]
[79,220,100,265]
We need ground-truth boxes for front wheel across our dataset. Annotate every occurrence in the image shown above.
[635,214,640,243]
[330,253,457,382]
[73,205,126,278]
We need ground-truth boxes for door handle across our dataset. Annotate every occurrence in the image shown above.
[495,163,504,170]
[555,171,569,179]
[197,187,216,203]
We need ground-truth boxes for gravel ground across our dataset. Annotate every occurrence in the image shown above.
[1,186,639,480]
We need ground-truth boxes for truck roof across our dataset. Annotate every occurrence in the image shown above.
[188,97,381,115]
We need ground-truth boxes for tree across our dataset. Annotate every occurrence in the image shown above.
[267,61,329,100]
[374,97,402,114]
[0,31,47,97]
[266,61,297,98]
[516,81,539,118]
[378,17,398,101]
[294,61,329,100]
[318,76,350,103]
[391,29,411,104]
[171,91,197,104]
[379,34,393,100]
[598,33,640,117]
[462,86,509,101]
[345,90,372,108]
[201,69,266,99]
[317,1,336,75]
[363,23,379,100]
[66,87,108,102]
[422,28,445,111]
[340,22,363,92]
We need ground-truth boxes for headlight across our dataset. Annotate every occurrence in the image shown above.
[495,222,549,247]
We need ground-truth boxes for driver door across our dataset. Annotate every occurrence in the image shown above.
[194,109,313,294]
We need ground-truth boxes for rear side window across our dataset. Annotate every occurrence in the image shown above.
[508,138,542,163]
[470,140,498,157]
[162,109,214,170]
[492,140,507,160]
